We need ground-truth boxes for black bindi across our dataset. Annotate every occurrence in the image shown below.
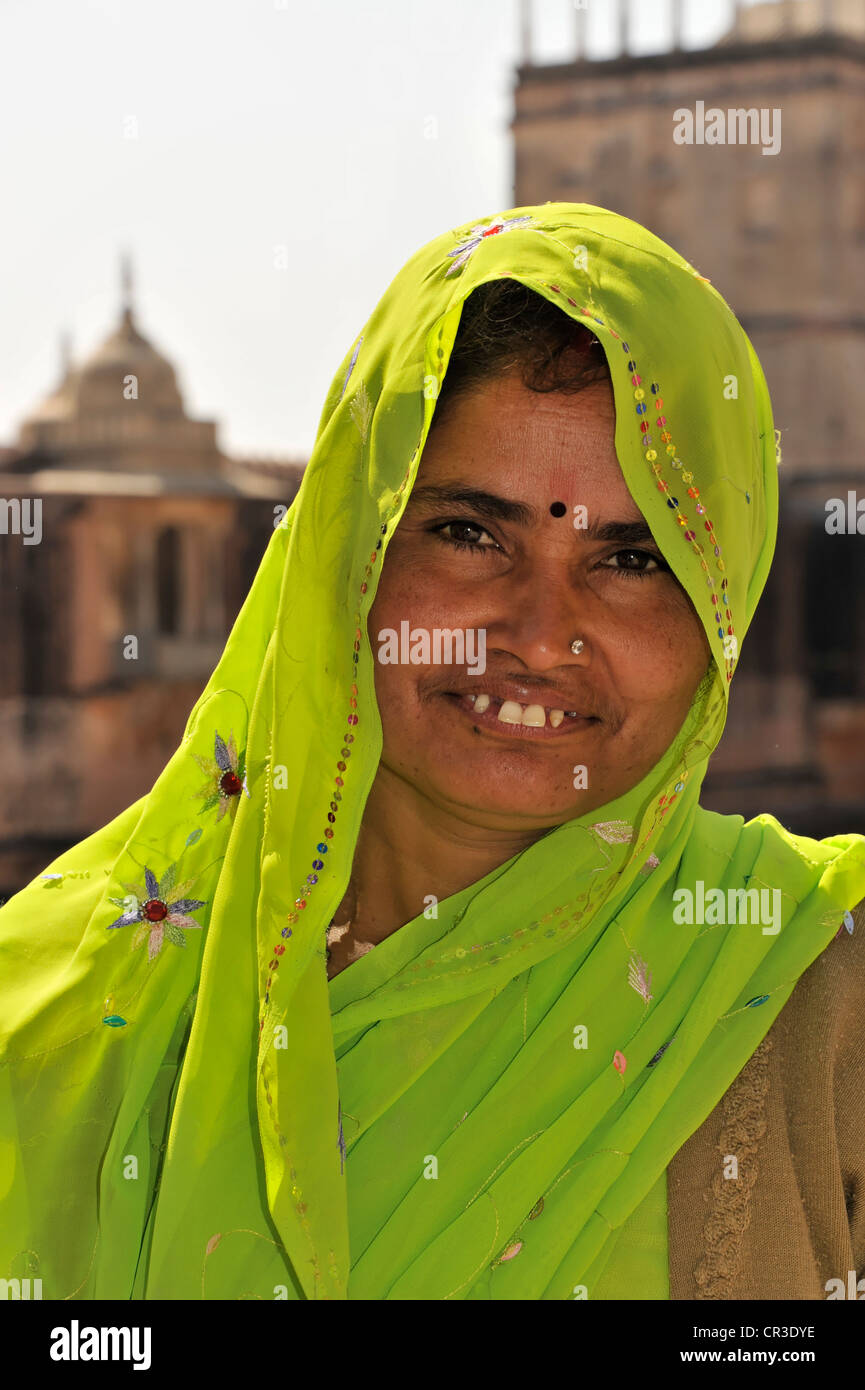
[549,501,567,517]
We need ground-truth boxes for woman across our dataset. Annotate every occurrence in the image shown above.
[2,203,864,1301]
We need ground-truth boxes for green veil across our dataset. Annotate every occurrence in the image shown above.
[2,203,864,1301]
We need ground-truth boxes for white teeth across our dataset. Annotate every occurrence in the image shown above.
[497,700,524,725]
[464,693,569,728]
[521,704,546,727]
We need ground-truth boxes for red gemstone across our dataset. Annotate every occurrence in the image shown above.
[220,770,243,796]
[143,898,168,922]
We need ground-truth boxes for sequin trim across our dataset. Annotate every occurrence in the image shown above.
[259,448,418,1023]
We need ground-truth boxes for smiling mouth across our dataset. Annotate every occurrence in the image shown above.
[442,690,599,736]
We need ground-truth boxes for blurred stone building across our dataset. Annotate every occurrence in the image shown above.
[514,0,865,835]
[0,263,304,894]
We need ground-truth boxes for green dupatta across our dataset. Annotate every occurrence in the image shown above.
[2,203,864,1301]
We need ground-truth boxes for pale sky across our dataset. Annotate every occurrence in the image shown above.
[1,0,749,458]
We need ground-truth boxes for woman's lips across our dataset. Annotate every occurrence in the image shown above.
[441,690,598,738]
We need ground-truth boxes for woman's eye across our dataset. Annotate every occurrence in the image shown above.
[604,549,668,577]
[434,520,498,553]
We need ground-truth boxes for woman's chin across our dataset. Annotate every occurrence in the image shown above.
[401,748,606,826]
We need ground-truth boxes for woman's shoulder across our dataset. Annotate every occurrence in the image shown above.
[780,897,865,1040]
[759,895,865,1175]
[667,898,865,1298]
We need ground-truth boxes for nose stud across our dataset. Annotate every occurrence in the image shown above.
[570,639,584,655]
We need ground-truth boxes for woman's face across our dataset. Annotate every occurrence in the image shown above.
[367,372,711,832]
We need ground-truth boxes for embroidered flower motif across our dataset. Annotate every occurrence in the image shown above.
[591,820,634,845]
[641,853,661,874]
[349,380,373,442]
[647,1036,675,1068]
[444,214,534,277]
[192,731,249,821]
[40,870,91,887]
[497,1241,523,1264]
[835,910,855,941]
[102,993,127,1028]
[627,951,654,1005]
[339,334,363,402]
[613,1050,627,1075]
[337,1099,347,1175]
[107,865,207,961]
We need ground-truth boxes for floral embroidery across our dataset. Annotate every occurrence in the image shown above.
[339,334,363,401]
[349,381,373,442]
[613,1050,627,1075]
[337,1099,346,1175]
[107,865,207,961]
[627,951,654,1005]
[102,993,127,1027]
[40,870,91,887]
[444,214,534,276]
[496,1241,523,1264]
[647,1036,675,1067]
[641,853,661,874]
[192,731,248,821]
[835,910,855,941]
[591,820,634,845]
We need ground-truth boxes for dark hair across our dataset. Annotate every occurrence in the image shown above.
[433,278,611,426]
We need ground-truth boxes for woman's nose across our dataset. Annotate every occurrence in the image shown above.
[485,571,594,672]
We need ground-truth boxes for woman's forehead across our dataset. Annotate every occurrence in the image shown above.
[416,377,640,516]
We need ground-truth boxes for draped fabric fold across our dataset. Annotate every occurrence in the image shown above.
[2,203,864,1300]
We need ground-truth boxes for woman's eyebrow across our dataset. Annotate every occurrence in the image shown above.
[406,483,657,544]
[408,484,534,525]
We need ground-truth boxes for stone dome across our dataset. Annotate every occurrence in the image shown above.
[14,257,222,471]
[26,363,82,424]
[73,305,186,420]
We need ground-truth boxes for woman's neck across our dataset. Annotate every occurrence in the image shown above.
[336,764,544,948]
